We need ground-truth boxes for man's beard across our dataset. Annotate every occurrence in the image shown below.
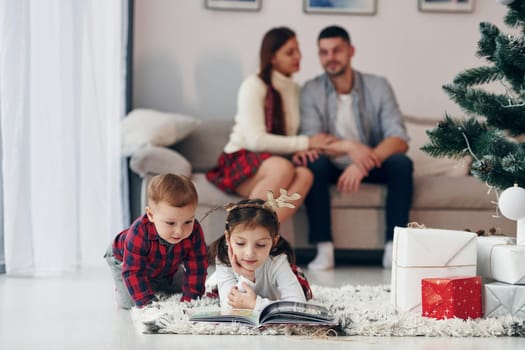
[324,62,348,77]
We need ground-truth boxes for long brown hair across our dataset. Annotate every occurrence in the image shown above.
[258,27,296,136]
[209,199,295,266]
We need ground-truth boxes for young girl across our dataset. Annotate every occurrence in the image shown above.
[209,194,312,312]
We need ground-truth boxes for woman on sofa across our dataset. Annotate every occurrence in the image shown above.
[206,26,333,222]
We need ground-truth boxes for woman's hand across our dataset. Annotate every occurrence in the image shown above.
[292,150,320,166]
[308,133,336,149]
[228,242,255,282]
[227,284,257,310]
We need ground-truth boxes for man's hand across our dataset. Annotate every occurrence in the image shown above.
[292,150,320,166]
[337,164,366,193]
[227,284,257,309]
[228,243,255,282]
[347,142,381,173]
[319,140,381,173]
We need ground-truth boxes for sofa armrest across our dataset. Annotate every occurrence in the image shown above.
[129,146,192,177]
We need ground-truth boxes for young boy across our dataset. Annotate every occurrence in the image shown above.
[104,173,208,309]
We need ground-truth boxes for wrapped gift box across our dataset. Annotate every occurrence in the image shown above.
[482,244,525,285]
[421,276,482,320]
[391,226,477,312]
[484,282,525,318]
[477,236,515,279]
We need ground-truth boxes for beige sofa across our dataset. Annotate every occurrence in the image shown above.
[128,116,515,257]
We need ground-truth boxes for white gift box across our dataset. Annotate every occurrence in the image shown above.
[485,244,525,284]
[391,226,477,312]
[477,236,516,279]
[484,282,525,318]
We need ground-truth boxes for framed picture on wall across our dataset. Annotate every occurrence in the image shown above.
[205,0,261,11]
[303,0,376,15]
[418,0,474,13]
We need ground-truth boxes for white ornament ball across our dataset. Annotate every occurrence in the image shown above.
[497,0,515,5]
[499,185,525,220]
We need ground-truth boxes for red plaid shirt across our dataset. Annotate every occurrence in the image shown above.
[112,214,208,307]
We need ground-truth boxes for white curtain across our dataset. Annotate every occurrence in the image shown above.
[0,0,127,275]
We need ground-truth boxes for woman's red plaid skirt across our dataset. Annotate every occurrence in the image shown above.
[206,149,272,194]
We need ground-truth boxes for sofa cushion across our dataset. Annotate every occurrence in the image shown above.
[122,108,201,156]
[192,173,243,206]
[405,116,471,177]
[329,176,497,210]
[172,120,234,172]
[330,183,386,208]
[412,176,497,210]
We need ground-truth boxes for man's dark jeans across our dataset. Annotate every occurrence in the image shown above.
[305,154,413,244]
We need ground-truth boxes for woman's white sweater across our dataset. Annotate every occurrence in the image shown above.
[223,70,309,154]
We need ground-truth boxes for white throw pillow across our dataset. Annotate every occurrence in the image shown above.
[405,117,471,177]
[121,108,201,156]
[129,146,191,178]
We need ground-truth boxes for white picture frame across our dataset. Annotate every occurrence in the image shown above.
[303,0,377,16]
[205,0,261,11]
[418,0,474,13]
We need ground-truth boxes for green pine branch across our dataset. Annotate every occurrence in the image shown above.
[505,1,525,28]
[422,114,523,190]
[477,22,500,61]
[442,85,525,135]
[488,103,525,136]
[421,115,484,159]
[453,66,504,87]
[502,152,525,174]
[494,35,525,91]
[471,156,517,189]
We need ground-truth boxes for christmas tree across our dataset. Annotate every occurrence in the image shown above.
[422,0,525,191]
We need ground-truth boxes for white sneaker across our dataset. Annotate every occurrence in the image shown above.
[307,255,334,270]
[382,241,393,269]
[307,242,335,270]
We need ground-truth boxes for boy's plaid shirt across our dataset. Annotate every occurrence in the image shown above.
[112,215,208,307]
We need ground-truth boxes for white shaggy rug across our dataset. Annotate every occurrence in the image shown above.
[131,284,525,337]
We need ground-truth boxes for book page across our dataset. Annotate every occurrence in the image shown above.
[259,301,337,325]
[190,309,260,326]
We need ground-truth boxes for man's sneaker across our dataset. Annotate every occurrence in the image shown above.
[307,242,335,270]
[307,254,335,270]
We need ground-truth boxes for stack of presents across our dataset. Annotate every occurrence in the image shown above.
[391,225,525,320]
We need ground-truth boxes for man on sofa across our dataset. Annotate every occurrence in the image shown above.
[297,25,413,270]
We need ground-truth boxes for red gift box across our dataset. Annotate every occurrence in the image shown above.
[421,276,482,320]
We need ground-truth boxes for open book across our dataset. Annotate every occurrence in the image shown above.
[189,300,338,328]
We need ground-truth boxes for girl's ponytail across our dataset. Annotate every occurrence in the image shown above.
[208,235,230,266]
[272,236,296,265]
